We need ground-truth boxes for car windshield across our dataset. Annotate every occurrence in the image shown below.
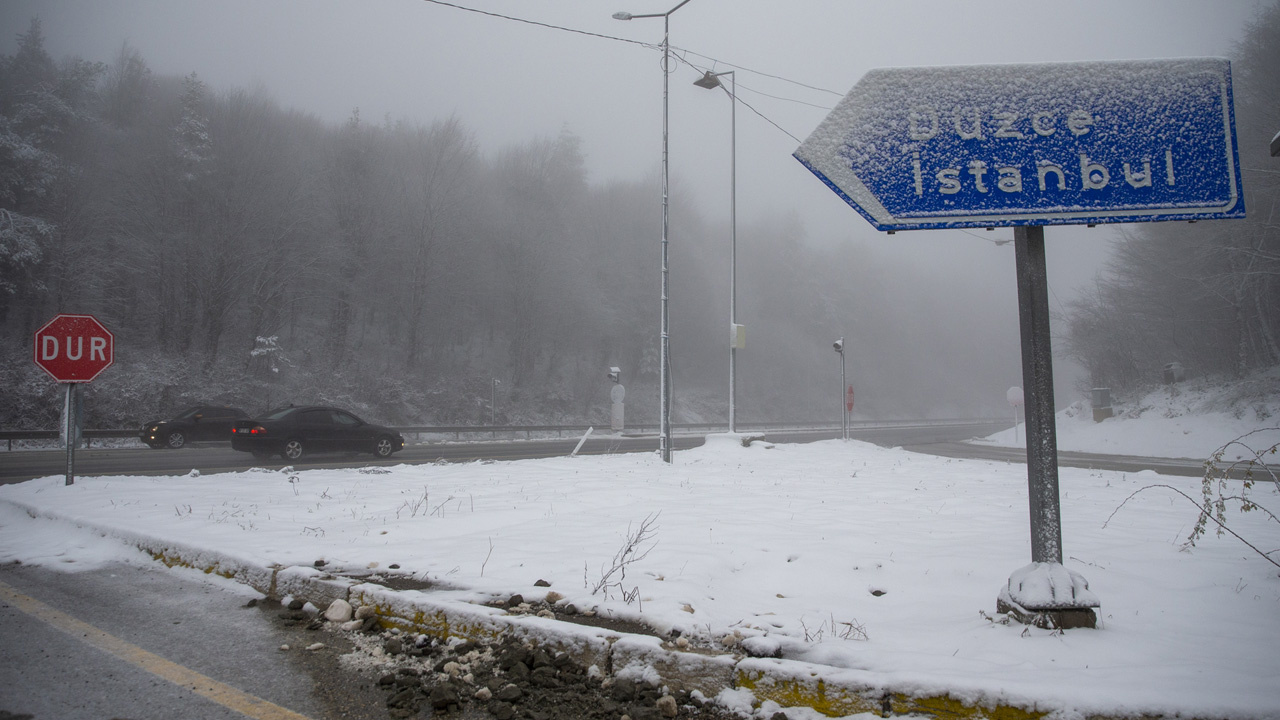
[174,406,203,420]
[261,406,300,421]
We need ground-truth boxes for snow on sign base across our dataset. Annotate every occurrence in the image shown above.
[794,58,1246,231]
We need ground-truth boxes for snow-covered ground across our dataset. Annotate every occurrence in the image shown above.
[2,401,1278,719]
[979,371,1280,462]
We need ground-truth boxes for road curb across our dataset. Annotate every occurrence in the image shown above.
[1,498,1196,720]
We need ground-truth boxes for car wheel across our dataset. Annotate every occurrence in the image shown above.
[251,450,273,461]
[374,436,395,458]
[282,439,304,461]
[166,431,186,449]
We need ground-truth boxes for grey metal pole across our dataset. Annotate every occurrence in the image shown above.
[659,11,672,462]
[63,383,75,486]
[840,348,847,441]
[613,0,693,463]
[1013,225,1063,564]
[728,71,737,434]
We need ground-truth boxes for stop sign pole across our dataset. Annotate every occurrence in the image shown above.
[33,314,115,485]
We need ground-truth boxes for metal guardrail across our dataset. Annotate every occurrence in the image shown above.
[0,418,1001,451]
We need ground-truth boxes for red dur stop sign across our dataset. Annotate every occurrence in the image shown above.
[34,314,114,383]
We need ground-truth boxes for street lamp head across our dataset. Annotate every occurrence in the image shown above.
[693,71,722,90]
[612,11,634,20]
[833,338,844,353]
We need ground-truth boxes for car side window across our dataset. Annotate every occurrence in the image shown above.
[332,411,360,426]
[300,410,332,425]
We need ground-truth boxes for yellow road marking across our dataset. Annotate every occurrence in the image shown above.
[0,579,314,720]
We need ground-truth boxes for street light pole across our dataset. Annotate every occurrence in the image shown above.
[615,1,693,463]
[693,69,737,434]
[491,379,499,426]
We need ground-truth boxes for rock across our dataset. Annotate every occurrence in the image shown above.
[545,591,564,604]
[355,605,376,620]
[305,642,325,651]
[360,616,380,633]
[340,619,362,632]
[429,685,460,710]
[389,563,400,569]
[278,644,290,651]
[244,598,258,608]
[530,665,560,687]
[505,661,529,683]
[741,636,782,659]
[495,683,523,702]
[530,649,554,668]
[657,695,679,718]
[474,687,493,701]
[384,637,403,655]
[770,713,789,720]
[499,646,531,669]
[323,599,353,623]
[394,675,420,689]
[443,661,463,677]
[313,559,327,567]
[563,604,577,615]
[377,673,396,686]
[534,579,551,587]
[385,687,415,708]
[505,593,524,607]
[287,598,305,611]
[491,701,515,720]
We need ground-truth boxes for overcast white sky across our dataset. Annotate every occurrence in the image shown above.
[1,0,1268,306]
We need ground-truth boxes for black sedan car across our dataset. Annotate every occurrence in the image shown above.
[231,406,404,461]
[141,405,249,449]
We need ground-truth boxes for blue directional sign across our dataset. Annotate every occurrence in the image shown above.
[794,58,1245,231]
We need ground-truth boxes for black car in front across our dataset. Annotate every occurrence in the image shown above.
[141,405,249,449]
[231,406,404,461]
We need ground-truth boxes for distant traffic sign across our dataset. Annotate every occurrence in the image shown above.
[34,314,114,383]
[794,58,1245,231]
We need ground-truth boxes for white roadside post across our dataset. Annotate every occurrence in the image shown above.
[1007,386,1024,444]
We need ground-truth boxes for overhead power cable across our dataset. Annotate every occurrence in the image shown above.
[417,0,837,110]
[417,0,824,144]
[417,0,653,47]
[674,46,844,98]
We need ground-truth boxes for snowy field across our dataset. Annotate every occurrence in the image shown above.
[1,423,1278,718]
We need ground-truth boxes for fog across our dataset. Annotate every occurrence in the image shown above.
[0,0,1267,422]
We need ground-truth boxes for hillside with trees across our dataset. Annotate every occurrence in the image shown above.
[1063,6,1280,396]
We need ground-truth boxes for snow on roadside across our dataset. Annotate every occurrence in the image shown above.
[978,371,1280,461]
[1,433,1278,718]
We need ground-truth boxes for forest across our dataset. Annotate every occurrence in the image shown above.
[0,8,1276,430]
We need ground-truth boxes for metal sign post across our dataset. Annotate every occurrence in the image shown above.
[34,314,114,486]
[1014,226,1061,564]
[794,58,1246,629]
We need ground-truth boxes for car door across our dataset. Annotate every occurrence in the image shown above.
[295,409,339,453]
[199,408,236,441]
[330,410,366,453]
[189,407,218,441]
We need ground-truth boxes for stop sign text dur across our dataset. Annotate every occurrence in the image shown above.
[33,314,114,383]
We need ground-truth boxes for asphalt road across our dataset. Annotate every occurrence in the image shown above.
[0,420,1214,484]
[0,560,389,720]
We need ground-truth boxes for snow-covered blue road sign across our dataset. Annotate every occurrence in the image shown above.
[794,58,1245,231]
